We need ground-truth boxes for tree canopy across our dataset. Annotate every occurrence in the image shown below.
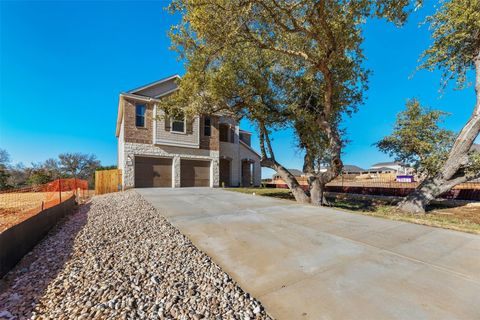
[398,0,480,213]
[164,0,413,204]
[420,0,480,90]
[375,99,455,178]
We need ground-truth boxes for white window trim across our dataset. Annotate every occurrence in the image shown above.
[170,117,186,134]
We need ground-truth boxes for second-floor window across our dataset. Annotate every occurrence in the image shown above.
[204,116,211,136]
[171,117,185,133]
[136,104,146,127]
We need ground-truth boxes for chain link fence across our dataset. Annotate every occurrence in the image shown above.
[0,179,88,232]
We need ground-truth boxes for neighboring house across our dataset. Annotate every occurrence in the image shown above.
[368,162,411,175]
[272,169,304,181]
[116,75,261,189]
[342,165,365,174]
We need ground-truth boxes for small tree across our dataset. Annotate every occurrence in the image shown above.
[398,0,480,213]
[58,153,100,187]
[0,149,11,190]
[376,99,455,179]
[27,170,54,186]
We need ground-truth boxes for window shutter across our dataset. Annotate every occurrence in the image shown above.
[186,118,193,135]
[164,115,171,131]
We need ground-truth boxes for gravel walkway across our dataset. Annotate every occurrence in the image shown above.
[0,191,272,320]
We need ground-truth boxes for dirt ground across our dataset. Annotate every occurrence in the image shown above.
[429,202,480,224]
[0,191,87,233]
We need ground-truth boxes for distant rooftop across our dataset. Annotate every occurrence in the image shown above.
[342,165,365,173]
[273,169,303,177]
[370,161,403,168]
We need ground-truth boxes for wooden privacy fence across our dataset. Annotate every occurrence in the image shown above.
[95,169,122,195]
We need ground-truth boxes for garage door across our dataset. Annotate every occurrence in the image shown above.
[181,159,210,187]
[135,157,172,188]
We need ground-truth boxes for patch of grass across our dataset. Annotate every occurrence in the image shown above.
[230,187,295,200]
[224,187,480,234]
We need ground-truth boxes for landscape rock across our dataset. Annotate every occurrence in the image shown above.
[0,191,272,319]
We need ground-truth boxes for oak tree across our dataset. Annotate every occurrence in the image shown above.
[165,0,412,205]
[398,0,480,213]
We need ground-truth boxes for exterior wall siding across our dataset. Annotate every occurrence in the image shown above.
[133,78,178,97]
[220,141,241,186]
[155,110,199,147]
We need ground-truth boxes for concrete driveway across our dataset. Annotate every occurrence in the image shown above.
[136,188,480,320]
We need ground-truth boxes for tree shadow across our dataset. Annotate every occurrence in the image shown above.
[328,198,379,212]
[0,203,90,319]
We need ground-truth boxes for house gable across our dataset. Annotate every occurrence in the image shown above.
[128,75,180,98]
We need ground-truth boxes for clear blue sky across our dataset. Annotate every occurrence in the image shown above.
[0,1,477,178]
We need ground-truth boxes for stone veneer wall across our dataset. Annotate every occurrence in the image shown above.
[122,142,219,188]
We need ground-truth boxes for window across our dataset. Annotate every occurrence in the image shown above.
[135,104,146,127]
[204,116,211,137]
[219,124,230,142]
[171,117,185,133]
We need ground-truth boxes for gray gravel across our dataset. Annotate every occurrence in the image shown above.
[0,191,272,320]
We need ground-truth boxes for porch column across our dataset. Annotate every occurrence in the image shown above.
[172,156,181,188]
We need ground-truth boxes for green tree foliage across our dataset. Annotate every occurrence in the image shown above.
[165,0,412,204]
[26,170,55,186]
[420,0,480,90]
[375,99,455,178]
[398,0,480,213]
[0,149,11,190]
[59,153,100,187]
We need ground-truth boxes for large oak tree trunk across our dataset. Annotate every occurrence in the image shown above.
[261,159,310,203]
[258,123,310,204]
[399,53,480,214]
[309,178,329,206]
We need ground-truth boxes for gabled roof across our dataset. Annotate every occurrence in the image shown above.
[371,161,402,167]
[368,166,397,172]
[127,74,181,95]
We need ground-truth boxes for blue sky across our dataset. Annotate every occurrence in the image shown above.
[0,1,477,178]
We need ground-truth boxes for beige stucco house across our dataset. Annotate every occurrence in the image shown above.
[116,75,261,189]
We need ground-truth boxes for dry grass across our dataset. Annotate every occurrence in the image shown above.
[0,192,50,213]
[0,191,75,232]
[226,188,480,234]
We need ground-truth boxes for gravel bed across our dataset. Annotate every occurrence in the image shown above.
[0,191,272,320]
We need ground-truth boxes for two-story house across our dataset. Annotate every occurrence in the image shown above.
[116,75,261,189]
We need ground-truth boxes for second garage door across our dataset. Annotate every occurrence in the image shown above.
[181,159,210,187]
[135,157,172,188]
